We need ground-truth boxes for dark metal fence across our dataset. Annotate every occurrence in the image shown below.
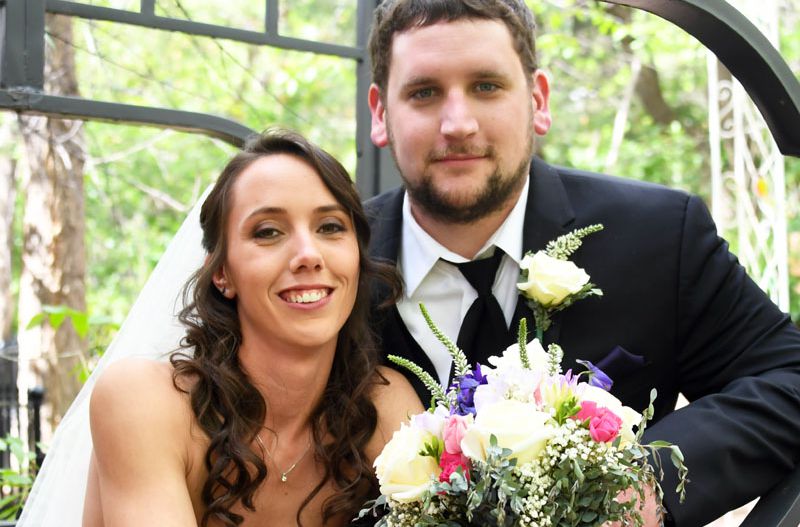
[0,339,19,469]
[0,338,43,523]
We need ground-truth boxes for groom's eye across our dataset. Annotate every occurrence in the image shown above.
[410,87,436,101]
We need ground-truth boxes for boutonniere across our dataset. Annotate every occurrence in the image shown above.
[517,224,604,340]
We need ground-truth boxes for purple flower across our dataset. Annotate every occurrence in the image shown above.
[560,369,579,389]
[576,360,614,391]
[451,364,488,416]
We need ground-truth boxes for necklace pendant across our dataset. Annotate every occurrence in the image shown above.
[280,473,288,483]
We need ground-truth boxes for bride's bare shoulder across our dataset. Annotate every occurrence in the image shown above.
[365,367,425,462]
[89,358,191,433]
[372,366,425,414]
[92,357,176,397]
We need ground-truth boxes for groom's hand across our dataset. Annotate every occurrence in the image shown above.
[604,482,663,527]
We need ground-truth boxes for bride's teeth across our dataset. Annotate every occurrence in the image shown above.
[286,289,328,303]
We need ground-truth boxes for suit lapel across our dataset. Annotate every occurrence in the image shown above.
[366,188,440,402]
[366,187,404,264]
[515,157,576,346]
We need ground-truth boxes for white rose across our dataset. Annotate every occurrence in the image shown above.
[460,399,555,466]
[517,251,590,307]
[373,422,441,503]
[579,384,642,445]
[487,338,550,373]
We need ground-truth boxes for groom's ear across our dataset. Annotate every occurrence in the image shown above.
[369,84,389,148]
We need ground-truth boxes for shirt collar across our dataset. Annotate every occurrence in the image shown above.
[400,177,529,297]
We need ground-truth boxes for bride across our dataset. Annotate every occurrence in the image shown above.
[18,128,422,526]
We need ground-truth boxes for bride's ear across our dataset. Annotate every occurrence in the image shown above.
[210,260,235,299]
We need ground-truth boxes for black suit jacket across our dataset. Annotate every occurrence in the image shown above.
[364,157,800,526]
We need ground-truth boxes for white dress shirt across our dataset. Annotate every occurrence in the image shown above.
[397,178,529,386]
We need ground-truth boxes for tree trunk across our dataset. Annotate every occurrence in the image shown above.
[604,5,677,127]
[17,14,86,432]
[635,66,677,126]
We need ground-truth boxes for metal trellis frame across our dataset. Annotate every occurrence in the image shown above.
[708,0,789,310]
[0,0,389,196]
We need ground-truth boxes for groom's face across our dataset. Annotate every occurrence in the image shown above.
[368,18,551,223]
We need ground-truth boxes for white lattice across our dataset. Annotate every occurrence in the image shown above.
[708,0,789,310]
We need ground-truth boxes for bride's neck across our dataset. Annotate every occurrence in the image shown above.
[237,337,335,435]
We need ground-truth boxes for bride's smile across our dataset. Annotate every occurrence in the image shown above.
[279,287,331,305]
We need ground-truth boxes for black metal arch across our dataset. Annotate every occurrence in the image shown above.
[0,0,382,193]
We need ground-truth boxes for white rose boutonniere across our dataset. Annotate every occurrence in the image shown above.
[518,224,604,339]
[518,251,590,306]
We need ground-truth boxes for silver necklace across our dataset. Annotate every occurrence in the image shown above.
[255,433,312,483]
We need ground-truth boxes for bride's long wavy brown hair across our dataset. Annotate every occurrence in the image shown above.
[171,129,399,527]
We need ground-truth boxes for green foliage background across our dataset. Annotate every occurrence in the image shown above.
[11,0,800,356]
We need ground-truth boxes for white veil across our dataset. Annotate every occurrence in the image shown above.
[17,189,209,527]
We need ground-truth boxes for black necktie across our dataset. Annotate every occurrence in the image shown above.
[452,249,510,368]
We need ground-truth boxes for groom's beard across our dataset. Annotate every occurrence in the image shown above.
[401,151,531,225]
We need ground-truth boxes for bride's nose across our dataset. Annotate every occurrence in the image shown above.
[289,231,323,272]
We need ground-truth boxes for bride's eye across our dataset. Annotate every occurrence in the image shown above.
[318,219,346,235]
[254,225,281,240]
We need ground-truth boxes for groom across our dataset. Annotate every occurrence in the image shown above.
[363,1,800,526]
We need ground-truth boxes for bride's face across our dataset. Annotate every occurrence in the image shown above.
[217,153,360,353]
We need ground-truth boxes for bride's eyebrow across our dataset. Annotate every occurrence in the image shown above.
[243,203,346,221]
[244,206,285,221]
[315,204,347,214]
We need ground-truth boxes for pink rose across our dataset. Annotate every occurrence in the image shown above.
[574,400,623,443]
[438,450,470,483]
[443,414,470,454]
[574,400,601,422]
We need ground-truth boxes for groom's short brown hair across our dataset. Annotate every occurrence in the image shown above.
[368,0,538,93]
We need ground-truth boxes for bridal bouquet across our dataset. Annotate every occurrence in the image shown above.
[362,226,688,527]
